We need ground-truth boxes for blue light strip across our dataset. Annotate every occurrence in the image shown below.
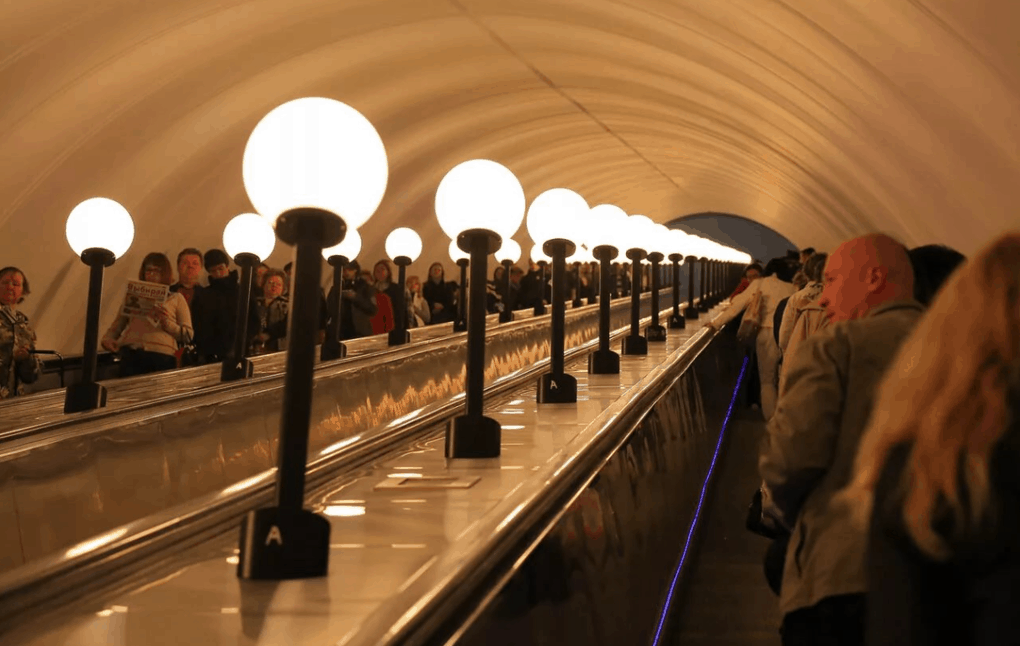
[650,355,750,646]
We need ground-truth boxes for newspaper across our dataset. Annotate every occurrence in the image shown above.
[121,280,169,324]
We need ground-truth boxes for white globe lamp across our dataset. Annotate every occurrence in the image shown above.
[62,197,136,414]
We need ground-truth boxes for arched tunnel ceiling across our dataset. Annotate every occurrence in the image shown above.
[2,0,1019,352]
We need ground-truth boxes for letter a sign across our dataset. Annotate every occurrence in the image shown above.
[550,379,558,390]
[265,526,283,546]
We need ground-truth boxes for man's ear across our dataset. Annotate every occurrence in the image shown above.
[865,266,887,294]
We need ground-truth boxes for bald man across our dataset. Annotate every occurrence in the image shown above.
[759,234,923,646]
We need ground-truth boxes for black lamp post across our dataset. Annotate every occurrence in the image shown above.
[237,207,343,581]
[538,238,577,403]
[453,258,469,332]
[697,257,710,311]
[587,260,598,305]
[684,255,700,320]
[621,247,648,356]
[436,158,526,459]
[222,252,259,379]
[589,244,620,374]
[493,238,520,325]
[668,254,685,329]
[499,260,513,323]
[221,213,277,379]
[385,227,421,347]
[571,261,583,308]
[64,248,116,414]
[234,96,389,581]
[645,250,666,342]
[533,259,548,315]
[320,255,349,361]
[63,198,134,414]
[447,229,503,458]
[389,257,412,346]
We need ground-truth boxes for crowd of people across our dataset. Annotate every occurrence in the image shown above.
[707,234,1020,645]
[0,247,630,395]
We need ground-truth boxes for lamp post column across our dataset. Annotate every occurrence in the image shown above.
[684,255,700,319]
[499,259,513,323]
[571,262,583,308]
[587,261,598,305]
[388,258,411,346]
[645,252,666,342]
[589,245,620,374]
[237,208,340,581]
[64,248,115,413]
[446,229,502,459]
[533,261,548,315]
[320,256,349,361]
[621,249,648,356]
[697,257,709,311]
[222,252,259,380]
[668,254,685,329]
[453,259,469,332]
[538,239,577,403]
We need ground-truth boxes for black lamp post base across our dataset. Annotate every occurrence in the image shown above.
[221,357,255,382]
[645,325,667,342]
[237,507,331,580]
[697,301,710,312]
[387,329,411,346]
[571,299,583,309]
[498,311,514,324]
[588,349,620,375]
[453,319,468,333]
[587,296,597,306]
[684,306,700,320]
[320,341,348,362]
[668,314,687,329]
[537,372,577,404]
[63,382,107,414]
[622,334,648,356]
[533,303,547,316]
[446,414,501,458]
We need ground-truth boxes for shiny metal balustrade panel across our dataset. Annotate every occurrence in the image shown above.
[446,335,745,646]
[0,320,464,434]
[0,303,725,646]
[0,292,671,573]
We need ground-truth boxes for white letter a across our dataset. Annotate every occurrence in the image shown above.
[265,526,283,546]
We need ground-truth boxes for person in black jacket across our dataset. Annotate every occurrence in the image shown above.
[190,248,238,364]
[423,262,456,324]
[325,260,377,340]
[843,233,1020,646]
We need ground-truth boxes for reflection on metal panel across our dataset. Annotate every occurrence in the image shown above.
[447,336,746,646]
[0,292,673,573]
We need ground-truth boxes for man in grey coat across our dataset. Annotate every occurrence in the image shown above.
[759,233,924,645]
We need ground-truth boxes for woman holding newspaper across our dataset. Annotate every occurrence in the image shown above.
[101,252,193,378]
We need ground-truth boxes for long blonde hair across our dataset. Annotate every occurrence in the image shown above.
[846,233,1020,560]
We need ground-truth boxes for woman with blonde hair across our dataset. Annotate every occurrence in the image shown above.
[844,233,1020,645]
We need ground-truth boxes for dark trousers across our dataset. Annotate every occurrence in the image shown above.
[781,594,866,646]
[119,347,177,378]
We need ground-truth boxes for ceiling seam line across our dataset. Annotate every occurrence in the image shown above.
[446,0,689,202]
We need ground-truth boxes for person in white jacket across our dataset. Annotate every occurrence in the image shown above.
[708,258,796,419]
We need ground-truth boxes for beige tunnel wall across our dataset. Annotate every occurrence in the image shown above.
[1,0,1018,354]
